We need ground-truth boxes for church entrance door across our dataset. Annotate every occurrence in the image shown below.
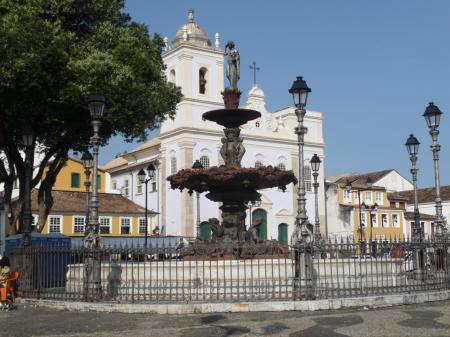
[252,208,267,241]
[200,221,211,241]
[278,223,288,245]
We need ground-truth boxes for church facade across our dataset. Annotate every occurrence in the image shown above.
[103,9,326,243]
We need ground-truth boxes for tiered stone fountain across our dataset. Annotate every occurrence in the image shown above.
[167,41,297,250]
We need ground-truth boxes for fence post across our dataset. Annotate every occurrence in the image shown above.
[84,248,102,301]
[293,241,314,300]
[446,241,450,289]
[22,246,34,298]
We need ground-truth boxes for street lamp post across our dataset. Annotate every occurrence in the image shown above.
[192,160,204,239]
[369,203,378,257]
[360,202,367,254]
[21,126,35,247]
[405,133,424,275]
[423,103,446,238]
[346,177,373,256]
[405,134,421,241]
[84,92,106,301]
[289,76,312,242]
[81,151,93,231]
[153,160,160,233]
[310,154,321,241]
[85,92,106,249]
[138,163,156,248]
[289,76,313,299]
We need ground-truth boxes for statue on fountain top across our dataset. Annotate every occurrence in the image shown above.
[225,41,240,90]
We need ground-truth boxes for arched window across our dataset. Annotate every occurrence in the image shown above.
[170,156,177,174]
[169,69,176,84]
[254,154,264,168]
[199,155,210,169]
[277,156,287,170]
[303,165,312,192]
[199,67,207,94]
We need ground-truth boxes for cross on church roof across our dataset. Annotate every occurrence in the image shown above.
[249,62,260,85]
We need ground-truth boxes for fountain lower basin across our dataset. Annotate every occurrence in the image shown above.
[168,165,297,197]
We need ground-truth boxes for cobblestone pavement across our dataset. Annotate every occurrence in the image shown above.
[2,300,450,337]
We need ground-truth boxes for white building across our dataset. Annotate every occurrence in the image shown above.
[325,169,413,240]
[325,169,450,240]
[397,185,450,238]
[103,9,326,243]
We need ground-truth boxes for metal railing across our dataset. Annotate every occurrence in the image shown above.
[310,239,450,299]
[9,238,450,303]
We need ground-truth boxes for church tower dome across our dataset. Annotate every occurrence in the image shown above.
[172,9,212,48]
[247,84,265,99]
[245,84,268,114]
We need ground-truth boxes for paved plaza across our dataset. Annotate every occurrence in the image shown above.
[2,300,450,337]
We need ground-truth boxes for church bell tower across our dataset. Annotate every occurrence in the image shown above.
[159,9,226,237]
[160,9,225,134]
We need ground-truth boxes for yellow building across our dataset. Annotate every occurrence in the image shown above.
[12,157,157,240]
[43,158,106,193]
[327,170,406,243]
[28,189,156,239]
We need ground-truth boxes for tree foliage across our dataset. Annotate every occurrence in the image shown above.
[0,0,182,235]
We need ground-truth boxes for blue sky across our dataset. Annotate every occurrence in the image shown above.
[100,0,450,188]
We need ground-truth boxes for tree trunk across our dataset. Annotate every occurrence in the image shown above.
[0,154,21,235]
[36,153,67,232]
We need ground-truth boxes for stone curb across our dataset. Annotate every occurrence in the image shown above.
[18,290,450,314]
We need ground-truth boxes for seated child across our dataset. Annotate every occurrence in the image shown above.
[0,256,11,288]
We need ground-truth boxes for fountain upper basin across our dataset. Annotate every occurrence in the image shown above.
[202,108,261,128]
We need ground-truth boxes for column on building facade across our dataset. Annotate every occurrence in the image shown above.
[216,59,225,97]
[317,154,327,237]
[178,54,194,97]
[159,148,167,235]
[179,140,196,236]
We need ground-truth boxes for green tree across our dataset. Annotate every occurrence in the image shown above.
[0,0,182,235]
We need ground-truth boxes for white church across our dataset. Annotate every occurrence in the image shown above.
[103,9,326,243]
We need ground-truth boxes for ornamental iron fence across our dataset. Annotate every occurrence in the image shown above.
[9,238,450,303]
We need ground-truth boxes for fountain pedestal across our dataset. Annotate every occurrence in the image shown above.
[220,200,247,242]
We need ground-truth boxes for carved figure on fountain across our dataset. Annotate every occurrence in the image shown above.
[210,218,224,243]
[220,127,245,166]
[246,217,263,244]
[237,213,247,243]
[221,208,245,243]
